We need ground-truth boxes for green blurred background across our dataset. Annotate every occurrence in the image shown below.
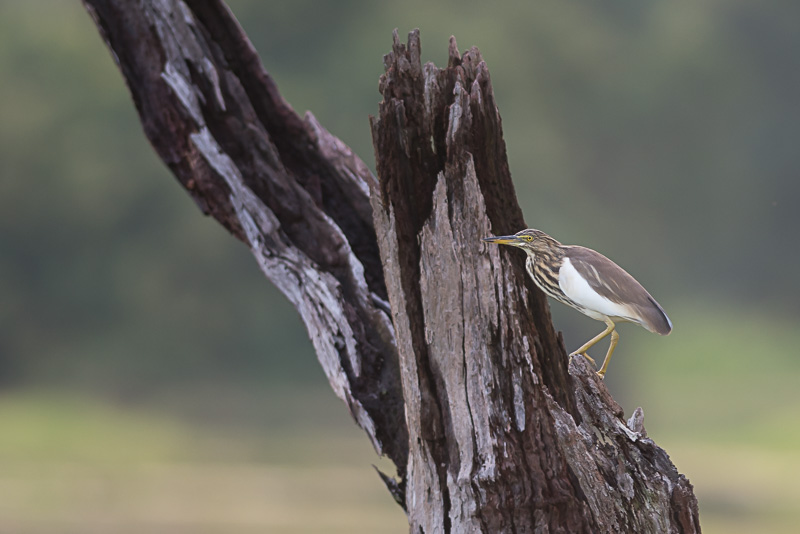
[1,1,799,532]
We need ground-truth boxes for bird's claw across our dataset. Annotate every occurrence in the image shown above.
[570,351,605,379]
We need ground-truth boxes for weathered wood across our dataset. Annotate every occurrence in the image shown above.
[370,30,700,532]
[82,0,408,475]
[83,2,700,532]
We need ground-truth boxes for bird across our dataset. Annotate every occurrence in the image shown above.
[483,229,671,378]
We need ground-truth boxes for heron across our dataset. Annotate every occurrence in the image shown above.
[483,229,672,378]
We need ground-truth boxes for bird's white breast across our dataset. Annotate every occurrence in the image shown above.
[558,257,635,322]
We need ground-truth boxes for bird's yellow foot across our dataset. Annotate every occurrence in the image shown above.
[596,370,606,379]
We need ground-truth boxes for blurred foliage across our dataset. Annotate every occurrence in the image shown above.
[2,0,799,390]
[1,1,799,532]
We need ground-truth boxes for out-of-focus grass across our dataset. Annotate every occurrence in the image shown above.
[621,302,800,534]
[0,387,406,534]
[0,304,798,532]
[624,302,800,448]
[0,391,192,463]
[666,443,800,534]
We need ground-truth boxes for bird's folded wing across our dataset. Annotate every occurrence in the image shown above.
[561,247,672,335]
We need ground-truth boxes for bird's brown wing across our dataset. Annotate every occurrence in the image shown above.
[565,246,672,335]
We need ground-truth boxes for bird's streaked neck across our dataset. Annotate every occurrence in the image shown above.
[526,243,565,263]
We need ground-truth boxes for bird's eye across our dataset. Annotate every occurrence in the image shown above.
[524,235,533,242]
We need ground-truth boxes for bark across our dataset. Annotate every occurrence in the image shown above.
[82,0,408,472]
[83,1,701,532]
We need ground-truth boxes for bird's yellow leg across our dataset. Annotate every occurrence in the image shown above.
[596,329,620,378]
[570,319,616,369]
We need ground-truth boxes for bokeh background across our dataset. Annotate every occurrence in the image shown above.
[1,1,799,532]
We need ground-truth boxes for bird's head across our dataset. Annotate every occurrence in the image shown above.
[482,228,562,254]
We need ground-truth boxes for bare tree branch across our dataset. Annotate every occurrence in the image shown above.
[82,0,408,473]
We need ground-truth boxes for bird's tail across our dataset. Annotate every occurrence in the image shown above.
[640,296,672,335]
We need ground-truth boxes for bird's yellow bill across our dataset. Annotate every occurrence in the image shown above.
[483,235,522,245]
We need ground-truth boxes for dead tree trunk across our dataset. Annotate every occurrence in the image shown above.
[83,1,701,532]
